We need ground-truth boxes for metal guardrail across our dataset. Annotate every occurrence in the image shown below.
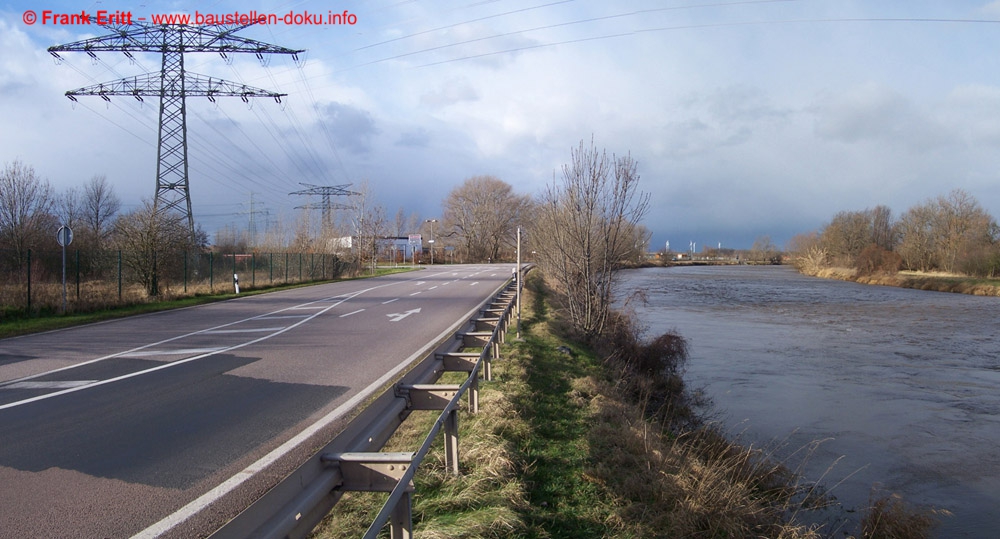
[209,269,523,539]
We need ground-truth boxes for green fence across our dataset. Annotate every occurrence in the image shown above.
[0,249,354,316]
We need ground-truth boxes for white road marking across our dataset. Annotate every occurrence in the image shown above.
[0,288,385,408]
[386,308,421,322]
[410,291,422,296]
[471,282,479,286]
[202,327,286,334]
[429,286,438,290]
[131,292,499,539]
[6,380,97,390]
[255,315,311,320]
[339,309,365,318]
[382,298,399,304]
[126,347,227,357]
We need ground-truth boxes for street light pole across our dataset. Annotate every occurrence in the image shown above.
[425,219,438,265]
[516,226,522,340]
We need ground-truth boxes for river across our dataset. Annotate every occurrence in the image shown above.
[618,265,1000,537]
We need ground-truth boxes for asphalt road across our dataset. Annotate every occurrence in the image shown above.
[0,264,513,538]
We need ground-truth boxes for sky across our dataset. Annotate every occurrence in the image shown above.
[4,0,1000,250]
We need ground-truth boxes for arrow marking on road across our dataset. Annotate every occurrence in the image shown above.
[387,308,421,322]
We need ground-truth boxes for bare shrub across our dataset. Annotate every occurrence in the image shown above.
[861,489,947,539]
[855,245,903,276]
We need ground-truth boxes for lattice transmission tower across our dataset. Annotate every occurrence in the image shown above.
[291,183,358,231]
[49,19,304,236]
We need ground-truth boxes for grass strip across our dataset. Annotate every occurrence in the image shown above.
[0,267,415,339]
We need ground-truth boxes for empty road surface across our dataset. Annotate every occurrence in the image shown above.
[0,264,512,538]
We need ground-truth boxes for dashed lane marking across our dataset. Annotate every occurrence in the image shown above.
[339,309,365,318]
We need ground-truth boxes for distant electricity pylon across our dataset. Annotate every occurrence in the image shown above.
[49,19,304,236]
[291,183,358,230]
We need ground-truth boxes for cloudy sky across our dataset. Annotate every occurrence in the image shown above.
[4,0,1000,249]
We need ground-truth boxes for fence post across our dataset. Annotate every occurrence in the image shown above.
[151,250,158,296]
[26,249,31,313]
[252,252,256,288]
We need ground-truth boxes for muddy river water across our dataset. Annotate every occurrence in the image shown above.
[618,265,1000,537]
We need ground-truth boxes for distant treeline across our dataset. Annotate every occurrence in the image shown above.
[788,189,1000,278]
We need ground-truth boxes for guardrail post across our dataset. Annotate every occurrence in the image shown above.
[444,408,459,475]
[390,492,413,539]
[439,353,481,412]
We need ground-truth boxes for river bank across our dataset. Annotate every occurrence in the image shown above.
[314,272,940,538]
[798,266,1000,296]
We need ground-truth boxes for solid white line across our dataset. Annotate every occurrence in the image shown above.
[202,327,286,334]
[6,380,97,390]
[132,278,505,539]
[382,298,399,304]
[339,309,365,318]
[126,348,227,357]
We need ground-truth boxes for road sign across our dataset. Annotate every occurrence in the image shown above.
[56,225,73,247]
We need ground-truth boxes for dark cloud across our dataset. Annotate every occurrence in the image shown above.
[317,102,379,154]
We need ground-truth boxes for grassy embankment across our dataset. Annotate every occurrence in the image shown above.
[313,275,946,538]
[0,267,414,339]
[801,266,1000,296]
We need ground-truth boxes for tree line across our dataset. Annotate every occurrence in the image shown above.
[2,138,651,340]
[788,189,1000,278]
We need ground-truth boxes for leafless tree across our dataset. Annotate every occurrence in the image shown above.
[349,180,388,272]
[111,200,202,295]
[749,235,781,264]
[532,139,649,340]
[82,175,121,249]
[58,186,84,231]
[0,159,56,271]
[895,190,995,273]
[870,205,896,252]
[933,189,994,273]
[442,175,532,263]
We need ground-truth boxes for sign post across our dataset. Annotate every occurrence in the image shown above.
[56,225,74,314]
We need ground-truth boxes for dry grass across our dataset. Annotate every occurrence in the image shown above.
[800,265,1000,296]
[861,489,949,539]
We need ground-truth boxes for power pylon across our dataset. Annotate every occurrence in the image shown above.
[290,183,358,230]
[49,19,304,236]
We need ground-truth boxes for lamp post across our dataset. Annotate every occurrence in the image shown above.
[425,219,438,265]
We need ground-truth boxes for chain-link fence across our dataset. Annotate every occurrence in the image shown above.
[0,249,355,317]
